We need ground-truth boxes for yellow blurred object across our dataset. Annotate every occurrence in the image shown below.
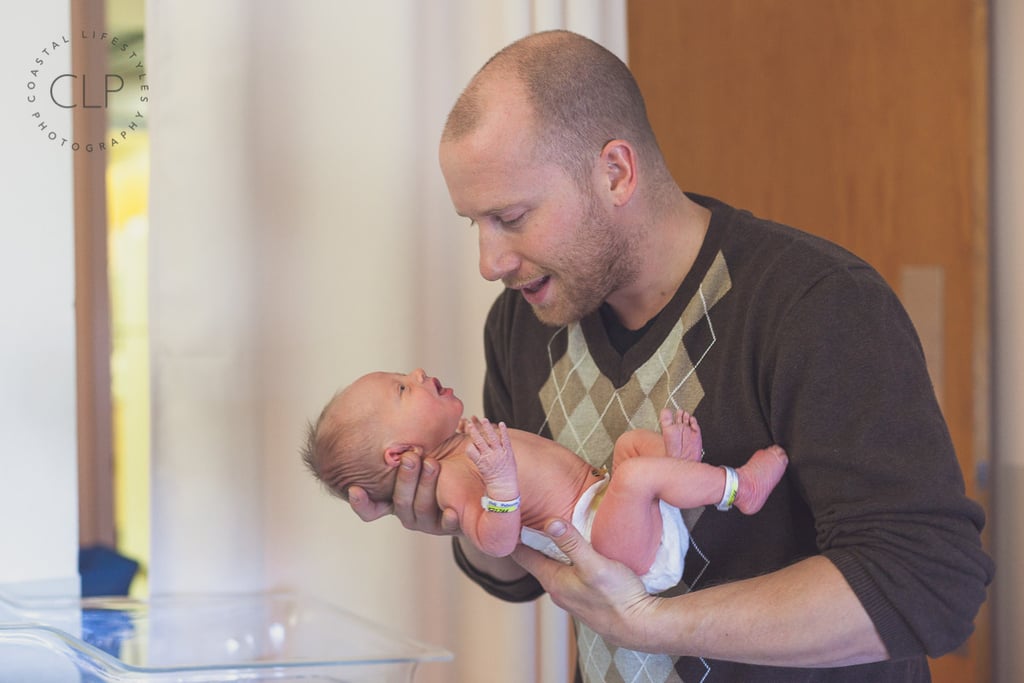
[107,131,150,597]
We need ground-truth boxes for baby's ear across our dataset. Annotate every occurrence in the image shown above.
[383,443,422,468]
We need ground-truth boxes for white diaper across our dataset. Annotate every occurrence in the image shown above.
[519,474,687,594]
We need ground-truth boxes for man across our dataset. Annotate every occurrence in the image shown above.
[350,30,993,681]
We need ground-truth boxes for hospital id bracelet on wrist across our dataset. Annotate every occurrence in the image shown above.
[717,465,739,511]
[481,494,521,513]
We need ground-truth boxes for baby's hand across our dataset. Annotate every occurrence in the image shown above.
[465,417,519,501]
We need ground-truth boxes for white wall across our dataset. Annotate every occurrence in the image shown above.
[0,4,79,599]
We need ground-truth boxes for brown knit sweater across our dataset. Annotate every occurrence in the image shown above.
[455,193,992,682]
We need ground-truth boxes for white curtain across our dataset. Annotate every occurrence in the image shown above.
[147,2,625,681]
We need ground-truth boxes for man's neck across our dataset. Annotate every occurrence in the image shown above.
[600,302,657,354]
[604,194,711,330]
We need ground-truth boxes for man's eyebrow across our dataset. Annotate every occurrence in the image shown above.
[484,203,521,216]
[459,205,521,221]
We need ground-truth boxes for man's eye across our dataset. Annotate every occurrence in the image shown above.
[500,214,525,228]
[399,384,406,393]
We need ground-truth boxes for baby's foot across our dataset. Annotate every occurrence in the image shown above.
[733,445,788,514]
[660,409,703,462]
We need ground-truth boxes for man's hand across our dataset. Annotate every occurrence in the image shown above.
[349,455,460,535]
[515,519,890,664]
[512,518,657,650]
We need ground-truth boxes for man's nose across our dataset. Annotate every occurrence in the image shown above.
[478,228,519,282]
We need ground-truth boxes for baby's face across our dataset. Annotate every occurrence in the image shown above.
[351,369,464,450]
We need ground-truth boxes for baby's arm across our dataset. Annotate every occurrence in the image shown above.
[459,418,522,557]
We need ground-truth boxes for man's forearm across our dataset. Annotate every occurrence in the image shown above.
[642,556,888,666]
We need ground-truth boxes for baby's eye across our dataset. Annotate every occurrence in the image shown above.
[399,383,406,393]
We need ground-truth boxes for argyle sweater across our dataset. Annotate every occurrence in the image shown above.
[455,194,993,682]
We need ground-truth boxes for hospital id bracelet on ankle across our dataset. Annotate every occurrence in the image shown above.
[481,494,521,513]
[717,466,739,511]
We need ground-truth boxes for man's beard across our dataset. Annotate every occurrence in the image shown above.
[530,198,638,327]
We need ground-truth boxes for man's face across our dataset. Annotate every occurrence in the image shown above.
[439,92,637,326]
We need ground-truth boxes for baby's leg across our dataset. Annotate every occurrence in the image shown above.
[659,408,703,462]
[601,445,788,527]
[593,450,745,576]
[732,445,789,515]
[591,474,665,577]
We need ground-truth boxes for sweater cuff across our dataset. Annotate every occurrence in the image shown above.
[826,550,921,658]
[452,537,545,603]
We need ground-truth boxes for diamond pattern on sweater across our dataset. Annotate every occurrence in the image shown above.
[538,253,732,683]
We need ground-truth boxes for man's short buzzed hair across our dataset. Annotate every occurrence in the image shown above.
[443,30,666,184]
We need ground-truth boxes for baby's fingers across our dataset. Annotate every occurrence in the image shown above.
[468,416,501,449]
[465,419,488,453]
[499,421,512,452]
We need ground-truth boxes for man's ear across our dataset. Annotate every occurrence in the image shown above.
[383,443,423,468]
[599,139,638,207]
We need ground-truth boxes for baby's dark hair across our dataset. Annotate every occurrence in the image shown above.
[300,389,398,503]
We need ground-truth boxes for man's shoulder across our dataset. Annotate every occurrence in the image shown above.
[693,192,873,271]
[693,195,883,296]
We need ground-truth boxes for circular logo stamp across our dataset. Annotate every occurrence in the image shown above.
[26,30,150,152]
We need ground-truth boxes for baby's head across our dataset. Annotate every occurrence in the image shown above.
[301,384,390,502]
[301,369,464,503]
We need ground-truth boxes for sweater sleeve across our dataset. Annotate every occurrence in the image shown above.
[452,537,545,602]
[765,263,993,658]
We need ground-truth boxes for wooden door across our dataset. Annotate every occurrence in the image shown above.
[627,2,991,680]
